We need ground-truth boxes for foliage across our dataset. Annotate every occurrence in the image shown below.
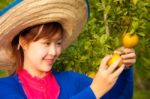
[53,0,150,97]
[0,0,13,10]
[54,0,150,94]
[0,70,8,77]
[133,89,150,99]
[0,0,150,98]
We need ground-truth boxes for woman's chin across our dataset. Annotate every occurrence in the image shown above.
[43,66,52,72]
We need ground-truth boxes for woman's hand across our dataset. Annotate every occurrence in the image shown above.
[114,47,136,69]
[90,55,125,99]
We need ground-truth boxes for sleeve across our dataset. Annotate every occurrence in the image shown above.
[68,66,133,99]
[101,67,134,99]
[69,72,96,99]
[0,76,27,99]
[70,86,96,99]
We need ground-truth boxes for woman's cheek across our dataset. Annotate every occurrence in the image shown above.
[36,47,48,58]
[57,47,62,56]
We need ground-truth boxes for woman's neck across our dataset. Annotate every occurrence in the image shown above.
[23,66,47,78]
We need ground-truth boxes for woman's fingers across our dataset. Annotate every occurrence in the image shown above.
[114,50,122,55]
[107,58,122,74]
[122,59,136,64]
[114,47,135,55]
[114,47,136,67]
[111,64,125,78]
[123,48,135,54]
[114,47,124,55]
[100,55,111,70]
[121,52,136,59]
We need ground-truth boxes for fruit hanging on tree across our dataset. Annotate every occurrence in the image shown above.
[107,32,139,67]
[122,33,139,48]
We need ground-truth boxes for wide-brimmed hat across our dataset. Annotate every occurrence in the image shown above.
[0,0,90,70]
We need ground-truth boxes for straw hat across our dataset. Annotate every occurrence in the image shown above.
[0,0,90,70]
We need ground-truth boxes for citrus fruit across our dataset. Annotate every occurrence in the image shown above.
[107,54,122,67]
[87,71,96,79]
[122,33,139,48]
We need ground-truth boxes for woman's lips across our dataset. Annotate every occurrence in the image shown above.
[45,59,54,65]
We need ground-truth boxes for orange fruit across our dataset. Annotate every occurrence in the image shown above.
[122,33,139,48]
[87,71,96,79]
[107,54,122,67]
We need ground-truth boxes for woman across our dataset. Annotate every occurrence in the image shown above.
[0,0,135,99]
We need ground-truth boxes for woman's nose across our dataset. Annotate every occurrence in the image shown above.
[48,43,56,57]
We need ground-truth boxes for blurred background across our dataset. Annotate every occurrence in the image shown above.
[0,0,150,99]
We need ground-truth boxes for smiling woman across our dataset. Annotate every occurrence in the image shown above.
[12,22,64,74]
[0,0,134,99]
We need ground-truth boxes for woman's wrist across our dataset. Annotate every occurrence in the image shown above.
[90,73,104,99]
[90,82,104,99]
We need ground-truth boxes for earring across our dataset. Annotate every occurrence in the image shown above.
[17,44,20,50]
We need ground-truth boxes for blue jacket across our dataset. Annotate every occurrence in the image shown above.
[0,68,133,99]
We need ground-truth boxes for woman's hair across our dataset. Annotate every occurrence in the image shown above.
[11,22,64,72]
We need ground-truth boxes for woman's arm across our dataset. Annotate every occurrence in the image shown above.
[102,67,133,99]
[70,55,125,99]
[68,47,135,99]
[69,67,133,99]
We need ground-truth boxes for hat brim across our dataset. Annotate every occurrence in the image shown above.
[0,0,88,68]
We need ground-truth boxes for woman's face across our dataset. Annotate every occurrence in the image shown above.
[22,31,63,77]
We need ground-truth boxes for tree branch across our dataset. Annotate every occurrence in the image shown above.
[102,1,110,35]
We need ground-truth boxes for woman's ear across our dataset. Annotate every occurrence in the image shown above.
[19,36,28,50]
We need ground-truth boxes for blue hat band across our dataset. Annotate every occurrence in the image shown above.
[0,0,22,16]
[0,0,90,18]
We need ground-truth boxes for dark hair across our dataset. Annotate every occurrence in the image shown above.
[11,22,64,72]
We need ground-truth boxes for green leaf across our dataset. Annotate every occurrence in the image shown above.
[105,5,111,14]
[132,0,138,5]
[138,32,145,37]
[99,34,109,44]
[99,27,105,33]
[130,20,139,33]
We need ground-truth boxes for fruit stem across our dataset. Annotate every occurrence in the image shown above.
[130,28,135,34]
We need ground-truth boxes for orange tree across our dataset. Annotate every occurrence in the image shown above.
[54,0,150,97]
[0,0,150,98]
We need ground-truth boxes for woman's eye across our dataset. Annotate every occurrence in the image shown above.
[46,42,50,45]
[57,40,62,46]
[43,42,50,46]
